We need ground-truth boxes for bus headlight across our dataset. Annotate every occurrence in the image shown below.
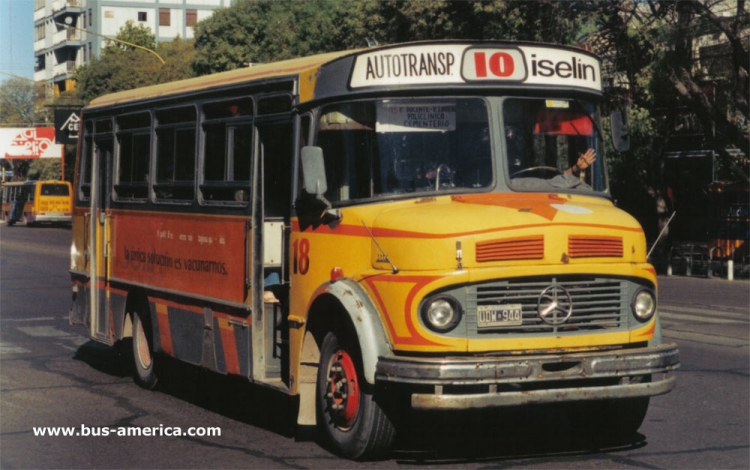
[421,296,461,332]
[632,288,656,322]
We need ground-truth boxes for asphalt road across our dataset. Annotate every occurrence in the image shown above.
[1,223,748,469]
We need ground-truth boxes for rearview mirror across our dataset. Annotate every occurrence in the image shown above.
[296,146,340,226]
[301,146,327,196]
[610,110,631,152]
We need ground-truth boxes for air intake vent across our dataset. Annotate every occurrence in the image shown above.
[476,236,544,262]
[568,236,623,258]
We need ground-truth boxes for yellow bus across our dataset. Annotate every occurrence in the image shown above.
[2,180,72,226]
[69,40,679,459]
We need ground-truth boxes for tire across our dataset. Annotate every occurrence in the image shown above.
[567,396,650,444]
[316,330,395,460]
[132,307,158,390]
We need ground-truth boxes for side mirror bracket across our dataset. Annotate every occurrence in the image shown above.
[610,109,631,152]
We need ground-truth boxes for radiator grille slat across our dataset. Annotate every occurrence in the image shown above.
[467,277,627,336]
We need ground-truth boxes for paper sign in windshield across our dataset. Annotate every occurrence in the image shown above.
[376,103,456,133]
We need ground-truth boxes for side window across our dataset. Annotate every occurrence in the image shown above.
[155,106,196,202]
[200,98,254,204]
[115,112,151,201]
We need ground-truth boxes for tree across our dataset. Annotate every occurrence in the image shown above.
[192,0,599,74]
[584,0,749,244]
[0,78,52,180]
[0,78,49,126]
[74,22,196,103]
[192,0,365,75]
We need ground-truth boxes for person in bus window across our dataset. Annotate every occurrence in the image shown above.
[564,148,597,176]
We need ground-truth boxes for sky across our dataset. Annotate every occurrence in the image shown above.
[0,0,35,81]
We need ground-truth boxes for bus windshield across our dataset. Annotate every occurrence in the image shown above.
[41,184,70,196]
[503,98,607,193]
[316,98,493,203]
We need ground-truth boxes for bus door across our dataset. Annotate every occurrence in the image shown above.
[89,138,113,343]
[253,117,294,385]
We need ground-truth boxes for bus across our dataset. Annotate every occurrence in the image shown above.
[2,180,72,226]
[69,40,679,459]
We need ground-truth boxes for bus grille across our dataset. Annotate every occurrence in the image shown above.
[466,277,628,336]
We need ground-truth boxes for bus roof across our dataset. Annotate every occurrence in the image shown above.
[87,48,363,111]
[86,40,603,112]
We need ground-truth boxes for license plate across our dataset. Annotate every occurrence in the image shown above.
[477,304,523,328]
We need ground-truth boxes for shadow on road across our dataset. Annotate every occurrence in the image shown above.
[73,340,649,463]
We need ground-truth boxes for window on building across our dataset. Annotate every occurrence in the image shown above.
[186,9,197,27]
[88,42,92,62]
[138,12,147,22]
[159,8,170,27]
[34,24,45,41]
[88,9,93,27]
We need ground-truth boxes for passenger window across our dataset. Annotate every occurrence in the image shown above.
[155,107,196,202]
[200,98,254,204]
[115,112,151,201]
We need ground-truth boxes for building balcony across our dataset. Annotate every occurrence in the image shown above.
[34,38,48,53]
[53,28,82,47]
[34,69,51,82]
[53,60,76,77]
[52,0,83,14]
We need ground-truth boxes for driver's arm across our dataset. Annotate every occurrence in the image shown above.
[565,148,597,175]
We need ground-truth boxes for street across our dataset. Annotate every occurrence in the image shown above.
[1,224,748,469]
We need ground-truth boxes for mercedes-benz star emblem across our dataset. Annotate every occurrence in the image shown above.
[537,285,573,325]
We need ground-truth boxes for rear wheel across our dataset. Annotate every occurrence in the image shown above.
[132,307,158,390]
[316,330,395,460]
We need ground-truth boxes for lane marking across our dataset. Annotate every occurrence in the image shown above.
[660,304,749,320]
[0,317,60,323]
[0,343,32,355]
[17,326,77,338]
[660,311,749,325]
[664,329,748,348]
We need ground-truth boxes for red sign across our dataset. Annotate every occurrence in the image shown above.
[0,128,64,159]
[112,212,247,303]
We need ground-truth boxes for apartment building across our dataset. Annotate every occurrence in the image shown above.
[33,0,233,96]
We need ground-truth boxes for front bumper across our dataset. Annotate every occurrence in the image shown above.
[376,343,680,409]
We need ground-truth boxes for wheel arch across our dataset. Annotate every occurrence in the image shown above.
[296,279,391,426]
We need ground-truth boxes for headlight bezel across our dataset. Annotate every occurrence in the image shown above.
[631,287,656,322]
[420,295,463,333]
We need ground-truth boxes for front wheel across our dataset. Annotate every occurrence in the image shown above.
[316,331,395,460]
[132,307,158,390]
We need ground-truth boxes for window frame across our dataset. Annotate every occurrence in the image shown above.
[114,111,152,203]
[153,105,198,205]
[198,97,256,207]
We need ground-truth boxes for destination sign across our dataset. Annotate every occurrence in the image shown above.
[350,44,601,92]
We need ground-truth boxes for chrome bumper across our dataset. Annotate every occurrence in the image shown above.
[375,343,680,410]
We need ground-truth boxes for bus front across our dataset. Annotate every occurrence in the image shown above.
[293,41,679,458]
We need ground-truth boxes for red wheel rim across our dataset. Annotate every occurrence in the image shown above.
[326,349,360,429]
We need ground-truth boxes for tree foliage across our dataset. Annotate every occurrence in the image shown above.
[74,22,196,103]
[0,78,49,126]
